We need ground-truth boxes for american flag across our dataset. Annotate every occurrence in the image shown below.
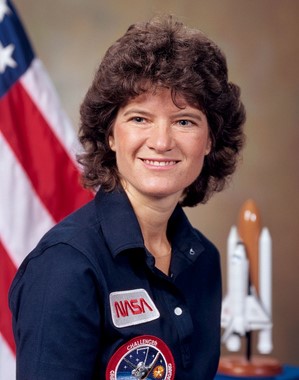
[0,1,93,377]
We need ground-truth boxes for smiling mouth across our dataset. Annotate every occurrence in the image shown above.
[141,159,178,167]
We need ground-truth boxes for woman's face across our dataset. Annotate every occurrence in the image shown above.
[109,87,211,204]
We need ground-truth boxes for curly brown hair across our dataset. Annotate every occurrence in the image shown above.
[78,15,246,207]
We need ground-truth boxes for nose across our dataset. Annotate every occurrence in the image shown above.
[147,122,174,153]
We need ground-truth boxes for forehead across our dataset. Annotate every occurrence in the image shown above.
[121,87,199,112]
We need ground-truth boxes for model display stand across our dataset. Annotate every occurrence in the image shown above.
[218,200,282,377]
[219,355,282,377]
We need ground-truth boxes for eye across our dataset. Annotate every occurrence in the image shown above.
[178,119,193,127]
[132,116,145,123]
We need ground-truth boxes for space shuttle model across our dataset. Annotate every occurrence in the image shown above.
[221,199,273,355]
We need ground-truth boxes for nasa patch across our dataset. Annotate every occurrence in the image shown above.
[110,289,160,328]
[106,335,175,380]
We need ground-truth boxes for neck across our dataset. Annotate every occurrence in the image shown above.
[123,187,179,261]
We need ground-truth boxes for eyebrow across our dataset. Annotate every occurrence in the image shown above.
[175,111,204,121]
[122,109,152,117]
[122,109,204,121]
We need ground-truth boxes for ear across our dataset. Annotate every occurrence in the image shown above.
[109,134,116,152]
[205,137,212,155]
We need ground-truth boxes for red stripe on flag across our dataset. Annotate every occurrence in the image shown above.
[0,82,93,222]
[0,241,17,355]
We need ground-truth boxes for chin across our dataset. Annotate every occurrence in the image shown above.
[143,187,183,200]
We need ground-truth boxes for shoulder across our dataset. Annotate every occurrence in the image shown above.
[9,241,98,305]
[9,199,105,301]
[193,228,220,256]
[170,204,220,259]
[35,198,107,264]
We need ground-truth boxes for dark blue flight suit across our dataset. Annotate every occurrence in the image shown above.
[9,187,221,379]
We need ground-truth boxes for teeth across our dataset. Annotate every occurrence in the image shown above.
[143,160,176,166]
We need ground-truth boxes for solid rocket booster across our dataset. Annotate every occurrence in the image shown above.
[225,226,242,351]
[258,227,273,354]
[227,226,238,295]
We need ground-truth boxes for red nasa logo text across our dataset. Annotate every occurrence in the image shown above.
[114,297,153,318]
[106,335,175,380]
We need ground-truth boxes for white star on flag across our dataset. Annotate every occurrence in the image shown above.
[0,0,11,22]
[0,42,17,73]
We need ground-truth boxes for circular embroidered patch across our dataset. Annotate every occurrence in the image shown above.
[106,335,175,380]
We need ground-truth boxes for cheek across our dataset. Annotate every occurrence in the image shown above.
[189,137,210,159]
[188,144,209,176]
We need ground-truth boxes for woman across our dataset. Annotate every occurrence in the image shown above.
[9,15,245,380]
